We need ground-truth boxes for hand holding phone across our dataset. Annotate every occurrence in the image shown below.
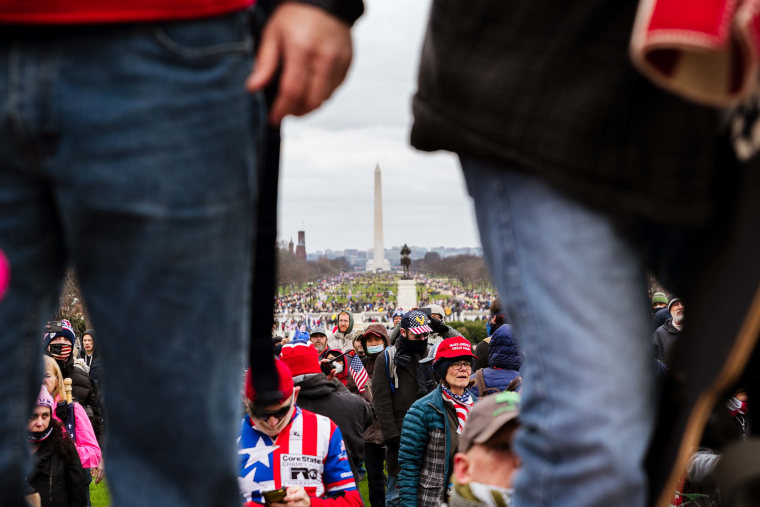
[262,487,287,505]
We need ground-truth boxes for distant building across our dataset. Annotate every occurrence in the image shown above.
[288,238,294,255]
[296,231,307,260]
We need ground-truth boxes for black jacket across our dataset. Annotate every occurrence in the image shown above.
[27,426,89,507]
[294,373,371,475]
[371,345,434,443]
[411,0,722,226]
[57,357,104,443]
[652,319,681,365]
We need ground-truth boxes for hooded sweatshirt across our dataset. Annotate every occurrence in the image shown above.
[329,311,361,352]
[360,324,390,443]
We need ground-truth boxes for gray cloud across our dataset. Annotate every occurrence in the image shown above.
[277,0,480,252]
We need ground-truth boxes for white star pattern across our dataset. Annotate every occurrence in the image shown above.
[237,466,274,502]
[239,435,278,469]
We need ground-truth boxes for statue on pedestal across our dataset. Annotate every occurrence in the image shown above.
[400,244,412,279]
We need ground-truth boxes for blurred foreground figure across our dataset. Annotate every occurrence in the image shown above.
[447,392,521,507]
[411,1,760,505]
[0,1,362,505]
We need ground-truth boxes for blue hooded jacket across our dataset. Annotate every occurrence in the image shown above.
[469,324,522,397]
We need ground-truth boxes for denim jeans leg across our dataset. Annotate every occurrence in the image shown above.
[0,48,69,505]
[461,156,655,507]
[1,12,261,507]
[385,473,400,507]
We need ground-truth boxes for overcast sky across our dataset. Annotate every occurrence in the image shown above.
[277,0,481,253]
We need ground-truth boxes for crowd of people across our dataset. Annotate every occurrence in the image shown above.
[242,303,525,506]
[24,320,104,506]
[21,286,753,506]
[4,0,760,504]
[274,273,494,324]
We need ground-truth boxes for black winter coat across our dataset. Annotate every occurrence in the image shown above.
[57,358,104,443]
[28,426,89,507]
[371,345,434,443]
[372,348,422,475]
[652,319,681,365]
[294,374,372,476]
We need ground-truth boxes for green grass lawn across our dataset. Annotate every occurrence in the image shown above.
[90,480,110,507]
[89,475,372,506]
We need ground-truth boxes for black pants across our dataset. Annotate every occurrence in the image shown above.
[364,442,386,507]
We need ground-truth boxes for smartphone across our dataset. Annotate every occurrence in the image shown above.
[45,321,64,333]
[262,487,288,505]
[419,307,432,318]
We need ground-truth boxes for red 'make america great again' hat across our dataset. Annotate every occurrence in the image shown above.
[434,336,475,362]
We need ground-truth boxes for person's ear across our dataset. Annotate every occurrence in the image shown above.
[292,386,301,404]
[453,452,472,484]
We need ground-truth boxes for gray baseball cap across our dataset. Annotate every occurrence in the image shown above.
[425,303,446,319]
[458,391,520,452]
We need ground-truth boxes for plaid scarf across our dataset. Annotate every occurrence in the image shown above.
[441,385,473,434]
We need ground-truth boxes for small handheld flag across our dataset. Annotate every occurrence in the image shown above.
[348,354,368,393]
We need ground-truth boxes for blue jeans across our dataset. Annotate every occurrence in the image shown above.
[0,12,264,506]
[461,157,656,506]
[386,473,400,506]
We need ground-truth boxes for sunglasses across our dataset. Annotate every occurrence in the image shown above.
[249,400,292,420]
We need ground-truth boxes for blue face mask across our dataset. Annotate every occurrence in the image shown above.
[486,322,492,336]
[367,344,384,354]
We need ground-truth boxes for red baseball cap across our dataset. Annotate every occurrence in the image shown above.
[434,336,475,362]
[245,359,294,405]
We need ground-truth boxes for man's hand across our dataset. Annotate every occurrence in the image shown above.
[271,486,311,506]
[246,3,353,125]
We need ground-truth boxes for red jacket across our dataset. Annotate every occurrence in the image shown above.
[0,0,253,24]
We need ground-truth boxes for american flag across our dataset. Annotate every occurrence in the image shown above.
[348,354,368,393]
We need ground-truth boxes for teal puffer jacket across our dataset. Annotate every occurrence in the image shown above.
[398,386,453,507]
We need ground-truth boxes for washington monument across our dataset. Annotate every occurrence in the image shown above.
[366,163,390,271]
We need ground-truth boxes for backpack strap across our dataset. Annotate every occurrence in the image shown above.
[475,369,488,397]
[384,347,398,393]
[506,376,522,392]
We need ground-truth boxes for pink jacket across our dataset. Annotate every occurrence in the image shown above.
[52,399,102,469]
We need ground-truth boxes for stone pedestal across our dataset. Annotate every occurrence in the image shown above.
[397,279,417,311]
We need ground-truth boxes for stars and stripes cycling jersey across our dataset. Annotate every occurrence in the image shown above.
[238,407,361,506]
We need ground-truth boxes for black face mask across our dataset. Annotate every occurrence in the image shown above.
[398,335,428,356]
[26,427,53,443]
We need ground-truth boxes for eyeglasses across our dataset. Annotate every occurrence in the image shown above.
[449,361,472,371]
